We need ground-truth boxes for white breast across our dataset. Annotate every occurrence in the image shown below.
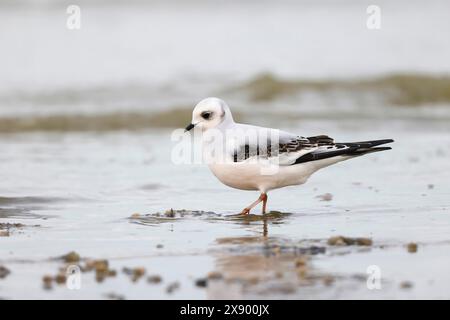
[208,162,316,193]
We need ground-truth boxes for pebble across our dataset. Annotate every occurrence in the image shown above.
[0,266,11,279]
[400,281,413,289]
[328,236,372,246]
[195,278,208,288]
[166,281,180,294]
[295,256,308,267]
[42,275,53,290]
[407,243,418,253]
[316,193,333,201]
[54,273,67,284]
[147,275,162,284]
[62,251,80,263]
[207,271,223,280]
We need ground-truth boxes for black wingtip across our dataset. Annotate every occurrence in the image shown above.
[340,139,394,148]
[350,146,392,155]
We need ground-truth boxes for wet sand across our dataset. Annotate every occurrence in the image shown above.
[1,0,450,299]
[0,120,449,299]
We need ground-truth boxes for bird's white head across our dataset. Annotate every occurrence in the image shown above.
[185,97,234,132]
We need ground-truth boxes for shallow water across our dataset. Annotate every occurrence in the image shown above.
[1,0,450,299]
[0,120,449,299]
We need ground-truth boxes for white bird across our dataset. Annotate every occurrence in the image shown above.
[185,97,393,215]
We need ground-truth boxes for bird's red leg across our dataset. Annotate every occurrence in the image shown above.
[261,193,268,214]
[240,193,267,215]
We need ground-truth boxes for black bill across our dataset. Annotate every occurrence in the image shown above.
[184,123,195,132]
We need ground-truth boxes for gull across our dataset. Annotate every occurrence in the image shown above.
[184,97,393,215]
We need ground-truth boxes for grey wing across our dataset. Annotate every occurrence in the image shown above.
[232,130,334,165]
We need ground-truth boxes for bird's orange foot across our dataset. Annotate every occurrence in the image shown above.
[240,208,251,215]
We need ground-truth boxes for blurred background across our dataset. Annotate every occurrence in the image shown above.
[1,0,450,129]
[1,0,450,299]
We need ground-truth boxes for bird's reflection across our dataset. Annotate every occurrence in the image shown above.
[207,211,335,299]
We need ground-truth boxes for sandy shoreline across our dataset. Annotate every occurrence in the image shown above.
[1,124,449,299]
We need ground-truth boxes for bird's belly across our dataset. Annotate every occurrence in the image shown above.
[208,163,313,192]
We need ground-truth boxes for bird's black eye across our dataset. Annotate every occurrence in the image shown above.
[201,111,212,120]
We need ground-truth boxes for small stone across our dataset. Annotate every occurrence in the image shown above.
[297,266,308,279]
[427,184,434,190]
[317,193,333,201]
[105,292,125,300]
[0,230,9,237]
[195,278,208,288]
[207,271,223,280]
[0,266,11,279]
[156,244,164,249]
[108,269,117,277]
[123,267,146,282]
[400,281,413,289]
[134,267,145,276]
[271,246,281,254]
[132,267,146,282]
[122,267,133,275]
[165,209,175,217]
[407,243,418,253]
[54,273,66,285]
[85,259,108,273]
[0,223,24,229]
[295,256,308,267]
[323,276,335,286]
[310,246,326,254]
[147,275,162,284]
[327,236,372,246]
[166,281,180,294]
[96,273,106,283]
[356,238,373,246]
[247,277,260,285]
[42,275,53,290]
[62,251,80,263]
[327,236,347,246]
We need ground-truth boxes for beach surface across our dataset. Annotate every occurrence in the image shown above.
[1,0,450,299]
